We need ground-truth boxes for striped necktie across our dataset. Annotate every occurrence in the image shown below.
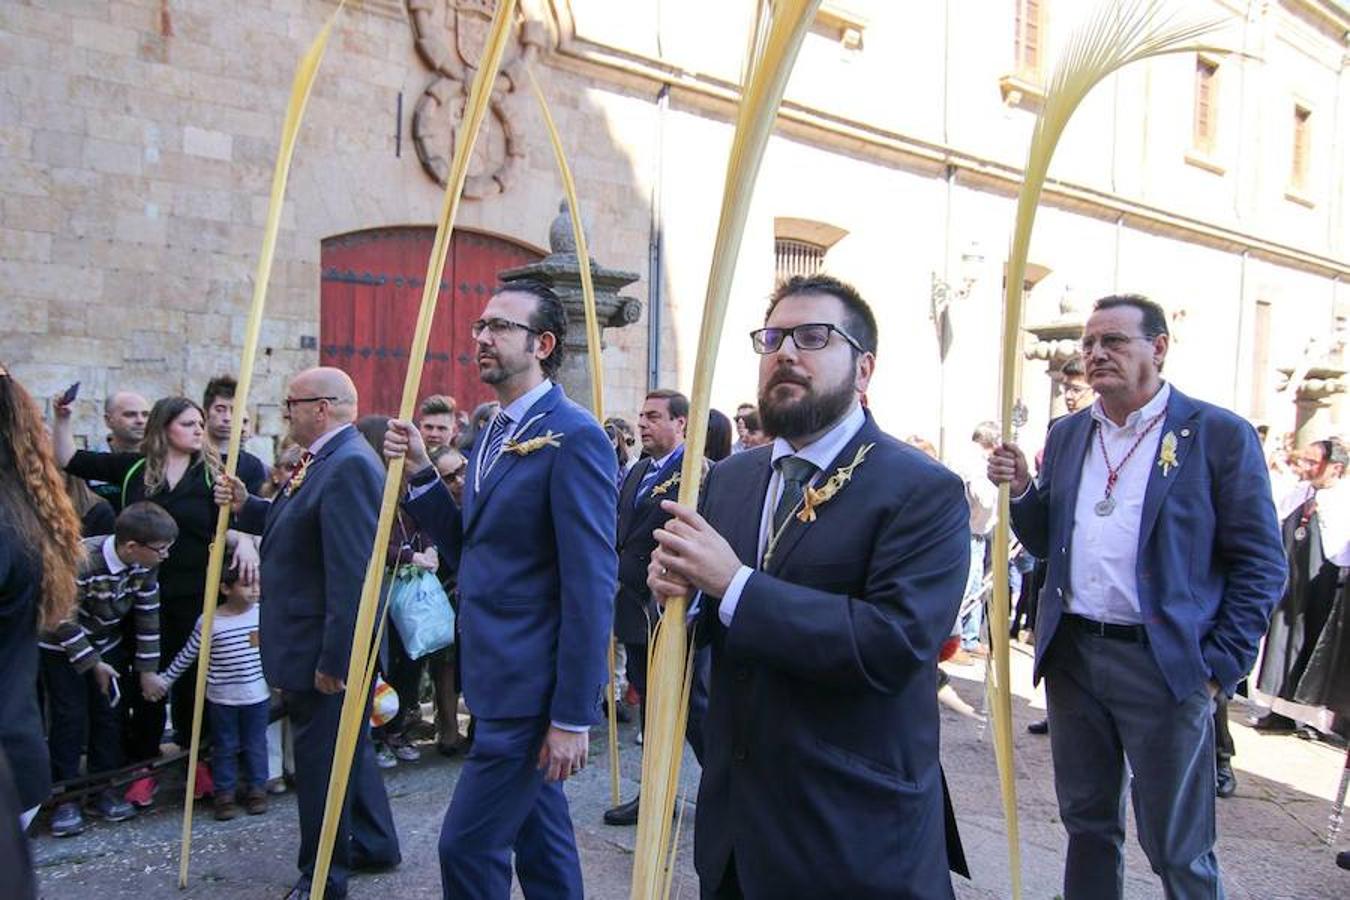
[481,412,513,475]
[635,460,664,506]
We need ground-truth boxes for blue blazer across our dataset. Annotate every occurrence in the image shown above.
[234,426,385,693]
[405,383,617,726]
[1010,387,1287,701]
[693,413,969,898]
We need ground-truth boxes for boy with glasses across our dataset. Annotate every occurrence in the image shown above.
[39,502,178,836]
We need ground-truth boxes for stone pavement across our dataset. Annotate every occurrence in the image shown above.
[30,644,1350,898]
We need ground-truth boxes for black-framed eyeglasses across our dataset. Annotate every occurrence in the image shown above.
[283,395,338,411]
[470,317,541,339]
[137,540,174,559]
[440,467,466,483]
[1080,333,1155,355]
[750,323,865,355]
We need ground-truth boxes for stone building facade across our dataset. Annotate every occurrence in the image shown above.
[2,0,1347,458]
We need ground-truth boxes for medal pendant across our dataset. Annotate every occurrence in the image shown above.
[1094,496,1116,517]
[1294,525,1308,542]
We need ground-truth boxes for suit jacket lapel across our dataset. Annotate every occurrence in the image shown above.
[617,458,653,543]
[1051,412,1094,555]
[1137,388,1200,550]
[728,452,773,567]
[765,417,880,576]
[464,385,562,534]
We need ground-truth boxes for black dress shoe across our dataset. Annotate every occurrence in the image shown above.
[613,703,633,724]
[1250,712,1296,733]
[1337,850,1350,871]
[604,794,641,826]
[1215,763,1237,798]
[1027,718,1049,735]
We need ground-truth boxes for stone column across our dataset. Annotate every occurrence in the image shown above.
[499,201,642,411]
[1277,366,1348,447]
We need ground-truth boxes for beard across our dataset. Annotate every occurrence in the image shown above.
[758,367,856,441]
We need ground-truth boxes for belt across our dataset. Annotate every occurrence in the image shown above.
[1062,613,1148,643]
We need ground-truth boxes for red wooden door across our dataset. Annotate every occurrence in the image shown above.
[320,227,543,417]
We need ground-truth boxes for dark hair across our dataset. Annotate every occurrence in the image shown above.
[604,416,635,446]
[1315,438,1349,468]
[500,279,567,379]
[114,501,179,546]
[767,274,878,356]
[1092,294,1169,338]
[355,414,391,460]
[705,409,733,461]
[645,389,689,421]
[419,394,456,418]
[219,561,243,588]
[1061,354,1085,377]
[742,410,762,432]
[202,374,238,411]
[736,403,756,415]
[458,401,499,450]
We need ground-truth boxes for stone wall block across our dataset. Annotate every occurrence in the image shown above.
[182,125,233,161]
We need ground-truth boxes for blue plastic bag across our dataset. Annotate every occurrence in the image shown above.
[388,568,455,660]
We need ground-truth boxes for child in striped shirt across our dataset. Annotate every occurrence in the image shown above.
[150,563,269,820]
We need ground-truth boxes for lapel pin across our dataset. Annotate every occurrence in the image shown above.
[1180,428,1191,438]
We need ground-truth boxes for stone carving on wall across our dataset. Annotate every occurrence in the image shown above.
[406,0,548,196]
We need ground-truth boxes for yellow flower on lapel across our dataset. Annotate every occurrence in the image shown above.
[649,471,680,498]
[504,430,563,457]
[798,442,876,523]
[282,454,313,497]
[1157,431,1179,477]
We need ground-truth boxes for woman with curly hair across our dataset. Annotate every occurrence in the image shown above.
[0,364,84,832]
[54,395,258,805]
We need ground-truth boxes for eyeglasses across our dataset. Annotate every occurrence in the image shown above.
[470,317,541,339]
[139,541,174,559]
[1079,333,1154,355]
[283,396,338,411]
[1062,383,1090,396]
[750,323,864,355]
[440,467,466,483]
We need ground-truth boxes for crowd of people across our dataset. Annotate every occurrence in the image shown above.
[0,275,1347,899]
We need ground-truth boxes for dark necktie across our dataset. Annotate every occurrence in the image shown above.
[481,412,513,475]
[635,460,664,506]
[772,456,817,534]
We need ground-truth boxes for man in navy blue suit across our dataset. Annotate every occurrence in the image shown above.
[648,274,970,899]
[383,279,616,900]
[217,367,400,900]
[989,295,1286,900]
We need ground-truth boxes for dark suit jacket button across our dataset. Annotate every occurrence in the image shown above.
[733,748,747,762]
[734,667,749,682]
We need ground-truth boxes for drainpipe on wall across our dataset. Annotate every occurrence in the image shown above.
[647,83,670,390]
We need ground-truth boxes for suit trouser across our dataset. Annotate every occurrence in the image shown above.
[624,641,710,765]
[439,716,582,900]
[284,688,401,897]
[41,645,126,783]
[1213,695,1234,765]
[1045,626,1222,900]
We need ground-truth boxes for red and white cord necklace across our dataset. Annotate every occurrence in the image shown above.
[1093,411,1165,516]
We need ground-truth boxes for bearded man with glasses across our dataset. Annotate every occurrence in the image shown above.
[646,274,969,898]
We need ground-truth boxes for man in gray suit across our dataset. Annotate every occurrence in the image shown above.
[218,367,400,900]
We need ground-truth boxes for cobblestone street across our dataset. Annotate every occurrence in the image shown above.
[31,646,1349,899]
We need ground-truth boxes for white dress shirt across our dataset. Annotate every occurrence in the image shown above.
[472,378,553,491]
[1276,479,1350,567]
[308,422,352,456]
[718,404,867,626]
[1066,383,1171,625]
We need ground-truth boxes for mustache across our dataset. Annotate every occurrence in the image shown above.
[767,369,810,390]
